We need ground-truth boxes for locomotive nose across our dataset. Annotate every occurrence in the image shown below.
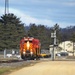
[27,41,30,49]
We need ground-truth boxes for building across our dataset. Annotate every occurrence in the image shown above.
[49,41,75,56]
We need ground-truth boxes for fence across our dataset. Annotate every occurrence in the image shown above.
[0,49,21,59]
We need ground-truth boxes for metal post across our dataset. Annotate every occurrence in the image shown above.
[5,0,9,14]
[51,30,56,61]
[4,49,6,58]
[53,30,56,60]
[54,30,56,45]
[73,42,75,56]
[52,46,54,61]
[4,0,9,51]
[5,0,6,14]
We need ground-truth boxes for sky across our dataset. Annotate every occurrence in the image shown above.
[0,0,75,28]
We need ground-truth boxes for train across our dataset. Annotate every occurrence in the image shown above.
[20,37,41,60]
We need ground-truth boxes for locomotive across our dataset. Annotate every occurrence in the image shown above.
[20,37,41,60]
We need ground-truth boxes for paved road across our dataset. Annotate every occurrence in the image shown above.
[8,61,75,75]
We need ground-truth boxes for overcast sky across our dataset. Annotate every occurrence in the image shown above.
[0,0,75,28]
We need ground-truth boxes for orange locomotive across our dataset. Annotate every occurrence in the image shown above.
[20,37,41,60]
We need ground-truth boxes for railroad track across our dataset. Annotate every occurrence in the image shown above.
[0,58,50,63]
[0,59,24,63]
[1,57,75,63]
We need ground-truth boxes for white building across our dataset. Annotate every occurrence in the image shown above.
[49,41,75,56]
[59,41,73,51]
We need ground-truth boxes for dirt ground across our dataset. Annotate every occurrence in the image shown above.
[8,61,75,75]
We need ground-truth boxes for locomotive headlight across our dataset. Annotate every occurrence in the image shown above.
[30,52,33,54]
[23,52,26,54]
[27,41,30,48]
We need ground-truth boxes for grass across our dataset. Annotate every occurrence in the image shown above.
[0,68,11,75]
[0,61,39,75]
[0,65,28,75]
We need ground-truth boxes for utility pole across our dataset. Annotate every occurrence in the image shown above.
[5,0,9,25]
[51,26,57,61]
[73,42,75,56]
[4,0,9,58]
[5,0,9,15]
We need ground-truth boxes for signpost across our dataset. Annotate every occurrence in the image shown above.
[4,49,6,58]
[51,29,57,61]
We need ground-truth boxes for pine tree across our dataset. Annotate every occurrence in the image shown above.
[0,13,25,50]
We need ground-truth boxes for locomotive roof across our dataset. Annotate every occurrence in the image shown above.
[20,37,40,44]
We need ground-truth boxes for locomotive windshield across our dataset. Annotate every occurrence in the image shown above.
[24,40,32,43]
[29,40,32,43]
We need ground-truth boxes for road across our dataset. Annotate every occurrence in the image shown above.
[8,61,75,75]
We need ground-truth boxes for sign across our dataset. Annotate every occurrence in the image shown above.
[51,33,56,38]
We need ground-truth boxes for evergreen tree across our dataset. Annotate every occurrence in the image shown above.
[27,23,38,38]
[0,13,25,50]
[28,24,51,49]
[70,32,75,42]
[37,25,50,49]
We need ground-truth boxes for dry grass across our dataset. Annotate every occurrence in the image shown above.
[0,60,38,75]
